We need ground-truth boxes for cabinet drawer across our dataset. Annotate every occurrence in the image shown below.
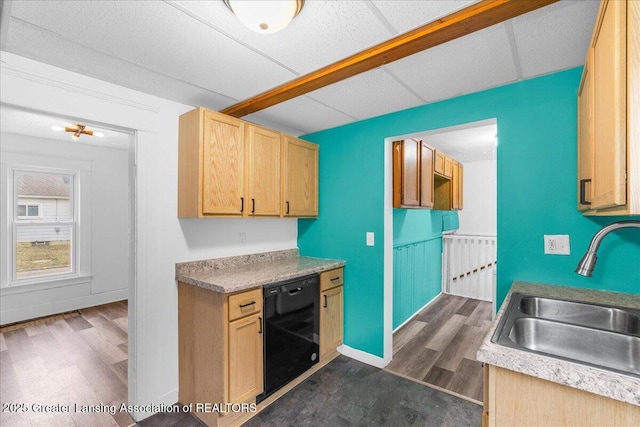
[320,268,344,291]
[228,288,262,321]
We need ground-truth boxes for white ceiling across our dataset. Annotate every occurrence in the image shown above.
[0,0,599,136]
[0,106,134,150]
[415,121,498,163]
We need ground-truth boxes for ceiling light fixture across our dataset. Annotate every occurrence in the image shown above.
[51,125,65,131]
[223,0,304,34]
[65,124,94,140]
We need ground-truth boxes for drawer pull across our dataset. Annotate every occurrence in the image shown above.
[330,277,341,282]
[239,301,256,308]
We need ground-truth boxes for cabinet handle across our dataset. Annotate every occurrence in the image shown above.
[258,317,262,334]
[240,197,244,212]
[251,198,255,214]
[330,277,340,282]
[579,179,591,205]
[239,301,256,308]
[286,201,290,215]
[324,294,328,308]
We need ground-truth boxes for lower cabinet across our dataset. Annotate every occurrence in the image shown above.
[178,284,263,427]
[483,364,640,427]
[319,268,344,360]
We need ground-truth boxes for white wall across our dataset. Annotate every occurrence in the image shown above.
[1,133,131,321]
[456,158,497,236]
[0,52,298,420]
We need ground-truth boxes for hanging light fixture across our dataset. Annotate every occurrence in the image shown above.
[223,0,304,34]
[64,124,94,140]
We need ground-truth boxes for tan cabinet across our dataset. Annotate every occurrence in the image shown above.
[452,160,461,210]
[178,284,263,427]
[247,125,281,216]
[577,0,639,215]
[483,364,640,427]
[434,150,446,175]
[434,158,463,210]
[178,107,318,218]
[393,139,435,208]
[319,268,343,361]
[282,136,319,217]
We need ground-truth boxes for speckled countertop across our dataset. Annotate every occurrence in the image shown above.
[175,249,345,293]
[477,281,640,406]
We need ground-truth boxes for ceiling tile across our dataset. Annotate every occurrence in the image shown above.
[386,23,518,103]
[4,19,236,111]
[170,0,394,75]
[510,1,599,78]
[370,0,478,33]
[306,68,423,120]
[245,96,355,135]
[9,0,296,100]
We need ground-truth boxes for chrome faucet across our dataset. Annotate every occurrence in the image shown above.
[575,220,640,277]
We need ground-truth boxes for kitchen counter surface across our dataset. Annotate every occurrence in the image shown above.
[477,281,640,406]
[176,249,345,293]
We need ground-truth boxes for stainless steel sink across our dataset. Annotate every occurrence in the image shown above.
[519,296,640,334]
[508,317,640,376]
[492,292,640,378]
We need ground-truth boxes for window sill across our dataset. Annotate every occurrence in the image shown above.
[1,274,93,295]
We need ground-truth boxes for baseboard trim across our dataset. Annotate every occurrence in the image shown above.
[393,293,441,333]
[339,344,388,368]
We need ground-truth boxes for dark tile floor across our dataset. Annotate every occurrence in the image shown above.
[139,356,482,427]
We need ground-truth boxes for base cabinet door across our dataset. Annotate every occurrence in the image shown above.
[228,312,264,403]
[485,365,640,427]
[320,286,343,360]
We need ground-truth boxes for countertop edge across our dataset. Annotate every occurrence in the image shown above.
[176,257,345,294]
[477,281,640,407]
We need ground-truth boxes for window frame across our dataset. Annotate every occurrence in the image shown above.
[9,166,79,285]
[17,203,43,219]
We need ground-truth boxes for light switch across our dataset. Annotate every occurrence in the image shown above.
[366,232,375,246]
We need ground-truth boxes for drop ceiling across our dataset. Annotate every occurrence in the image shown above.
[0,0,599,136]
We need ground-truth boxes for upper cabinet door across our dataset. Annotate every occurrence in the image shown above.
[591,0,627,210]
[577,49,595,211]
[202,110,246,215]
[393,139,420,207]
[451,161,460,210]
[247,125,281,216]
[420,142,435,208]
[283,136,319,217]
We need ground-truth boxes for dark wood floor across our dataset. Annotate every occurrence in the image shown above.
[385,294,493,403]
[0,301,133,427]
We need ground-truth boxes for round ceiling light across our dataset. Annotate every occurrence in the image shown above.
[223,0,304,34]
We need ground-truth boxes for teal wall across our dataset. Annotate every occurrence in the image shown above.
[392,209,458,329]
[298,67,640,359]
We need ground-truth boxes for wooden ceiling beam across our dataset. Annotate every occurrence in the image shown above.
[221,0,558,118]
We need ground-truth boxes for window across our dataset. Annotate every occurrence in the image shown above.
[13,170,75,281]
[17,203,42,218]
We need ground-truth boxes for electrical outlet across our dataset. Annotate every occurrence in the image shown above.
[366,232,375,246]
[544,235,570,255]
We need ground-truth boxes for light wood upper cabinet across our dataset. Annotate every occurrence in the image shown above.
[282,136,319,217]
[319,268,343,361]
[578,0,639,215]
[393,139,435,208]
[434,151,446,175]
[577,49,595,211]
[178,108,245,217]
[451,160,462,210]
[247,125,281,216]
[178,108,318,218]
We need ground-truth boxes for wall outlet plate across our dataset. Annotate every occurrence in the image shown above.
[544,234,570,255]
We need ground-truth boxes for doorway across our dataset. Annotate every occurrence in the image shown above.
[0,105,136,426]
[383,119,497,402]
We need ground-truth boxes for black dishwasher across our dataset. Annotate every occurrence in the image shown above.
[257,274,319,403]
